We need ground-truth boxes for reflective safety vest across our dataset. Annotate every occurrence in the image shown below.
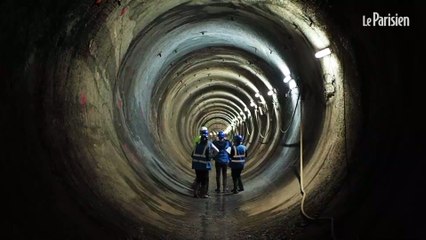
[191,142,212,170]
[229,144,247,169]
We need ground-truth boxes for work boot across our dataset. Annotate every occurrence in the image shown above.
[238,180,244,192]
[233,179,238,191]
[201,184,209,196]
[194,183,201,198]
[215,181,220,193]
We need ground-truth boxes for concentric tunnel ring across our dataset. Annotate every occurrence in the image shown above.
[45,1,359,239]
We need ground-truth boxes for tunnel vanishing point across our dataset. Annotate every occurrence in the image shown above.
[2,0,424,239]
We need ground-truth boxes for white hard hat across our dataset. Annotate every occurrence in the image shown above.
[200,126,208,131]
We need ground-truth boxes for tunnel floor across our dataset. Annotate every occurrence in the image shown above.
[179,183,246,240]
[163,179,302,240]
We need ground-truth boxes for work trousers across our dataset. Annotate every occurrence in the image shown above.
[215,161,228,191]
[194,169,209,197]
[231,168,244,191]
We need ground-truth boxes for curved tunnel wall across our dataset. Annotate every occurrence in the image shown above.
[42,1,355,238]
[3,0,423,239]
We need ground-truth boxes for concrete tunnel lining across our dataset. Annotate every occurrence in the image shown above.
[2,0,367,239]
[49,1,349,238]
[47,1,352,238]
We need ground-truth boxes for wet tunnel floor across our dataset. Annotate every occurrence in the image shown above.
[168,172,311,240]
[172,177,253,240]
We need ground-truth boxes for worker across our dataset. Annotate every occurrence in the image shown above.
[191,134,212,198]
[212,130,232,193]
[191,127,209,191]
[229,135,247,194]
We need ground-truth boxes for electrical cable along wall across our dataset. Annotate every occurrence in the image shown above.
[3,0,362,239]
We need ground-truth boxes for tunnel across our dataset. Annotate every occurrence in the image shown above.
[2,0,424,239]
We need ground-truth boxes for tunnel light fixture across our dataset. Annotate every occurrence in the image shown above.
[278,62,291,77]
[267,90,274,96]
[244,107,249,112]
[284,75,292,83]
[292,88,299,95]
[240,111,244,115]
[315,48,331,58]
[255,92,260,98]
[289,79,297,90]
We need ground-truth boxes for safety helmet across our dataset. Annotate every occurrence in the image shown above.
[233,135,243,143]
[200,130,209,136]
[217,131,225,139]
[200,127,209,136]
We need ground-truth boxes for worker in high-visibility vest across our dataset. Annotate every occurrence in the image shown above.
[229,135,247,194]
[191,127,209,191]
[191,134,212,198]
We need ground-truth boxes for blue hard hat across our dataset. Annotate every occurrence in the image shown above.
[233,135,243,143]
[200,129,209,136]
[217,131,225,139]
[200,126,208,136]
